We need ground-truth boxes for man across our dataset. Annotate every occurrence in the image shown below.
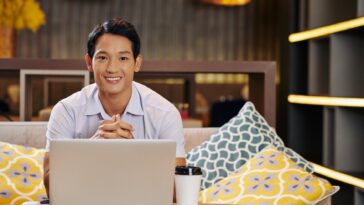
[43,18,186,198]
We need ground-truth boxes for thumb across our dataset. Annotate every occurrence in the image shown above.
[116,114,121,122]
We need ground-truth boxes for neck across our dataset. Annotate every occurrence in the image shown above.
[98,88,132,116]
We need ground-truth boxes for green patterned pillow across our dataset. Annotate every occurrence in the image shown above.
[186,101,313,189]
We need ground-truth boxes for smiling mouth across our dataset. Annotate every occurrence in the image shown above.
[105,76,122,81]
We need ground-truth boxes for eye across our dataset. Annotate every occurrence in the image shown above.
[120,57,129,61]
[96,55,107,61]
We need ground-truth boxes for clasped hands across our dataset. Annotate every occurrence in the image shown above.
[91,114,134,139]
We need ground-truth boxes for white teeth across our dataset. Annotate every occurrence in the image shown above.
[105,77,121,81]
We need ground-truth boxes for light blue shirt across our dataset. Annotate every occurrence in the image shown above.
[46,82,185,157]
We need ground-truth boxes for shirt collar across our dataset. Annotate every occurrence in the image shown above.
[124,82,144,116]
[84,82,144,118]
[84,84,106,118]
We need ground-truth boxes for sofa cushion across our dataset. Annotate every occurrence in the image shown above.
[0,122,47,149]
[184,128,218,153]
[199,146,338,204]
[0,141,47,205]
[186,102,314,189]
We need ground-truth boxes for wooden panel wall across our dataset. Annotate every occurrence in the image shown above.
[16,0,279,61]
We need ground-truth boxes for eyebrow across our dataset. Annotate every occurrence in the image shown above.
[118,51,132,55]
[95,50,132,55]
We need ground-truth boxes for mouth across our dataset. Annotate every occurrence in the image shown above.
[104,76,122,83]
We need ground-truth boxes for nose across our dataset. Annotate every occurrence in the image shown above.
[105,58,119,73]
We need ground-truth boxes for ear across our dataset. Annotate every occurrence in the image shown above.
[85,54,93,72]
[134,54,142,72]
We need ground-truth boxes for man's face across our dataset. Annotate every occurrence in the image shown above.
[86,33,141,96]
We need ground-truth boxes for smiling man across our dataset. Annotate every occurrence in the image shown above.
[43,18,186,196]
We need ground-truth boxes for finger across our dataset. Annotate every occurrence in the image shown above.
[112,115,116,122]
[99,123,119,132]
[100,119,115,125]
[100,130,132,139]
[99,131,121,139]
[112,114,133,131]
[115,128,134,139]
[116,114,121,122]
[117,120,134,131]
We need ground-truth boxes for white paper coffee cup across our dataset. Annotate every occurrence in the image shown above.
[175,166,202,205]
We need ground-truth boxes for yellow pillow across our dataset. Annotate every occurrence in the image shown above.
[199,146,337,204]
[0,142,47,205]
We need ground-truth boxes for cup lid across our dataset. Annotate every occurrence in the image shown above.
[175,166,202,175]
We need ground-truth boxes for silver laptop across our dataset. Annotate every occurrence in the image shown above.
[49,139,176,205]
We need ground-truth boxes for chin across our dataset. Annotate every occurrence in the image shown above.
[105,88,124,95]
[97,79,131,95]
[97,84,122,95]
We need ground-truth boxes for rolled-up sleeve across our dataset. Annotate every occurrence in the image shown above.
[159,106,185,158]
[45,102,75,152]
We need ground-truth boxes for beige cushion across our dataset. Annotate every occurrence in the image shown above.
[0,122,47,148]
[183,128,218,152]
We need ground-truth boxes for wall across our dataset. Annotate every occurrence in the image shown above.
[16,0,279,61]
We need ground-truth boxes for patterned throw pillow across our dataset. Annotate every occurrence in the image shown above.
[0,141,47,205]
[186,101,313,189]
[199,146,338,204]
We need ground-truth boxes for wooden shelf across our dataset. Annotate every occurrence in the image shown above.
[290,2,364,201]
[289,16,364,42]
[288,95,364,107]
[0,59,277,126]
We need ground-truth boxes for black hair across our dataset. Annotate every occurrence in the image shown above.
[87,18,140,59]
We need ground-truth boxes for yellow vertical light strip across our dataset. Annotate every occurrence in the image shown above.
[288,95,364,107]
[312,162,364,189]
[289,17,364,42]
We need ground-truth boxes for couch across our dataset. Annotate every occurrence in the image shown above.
[0,122,331,205]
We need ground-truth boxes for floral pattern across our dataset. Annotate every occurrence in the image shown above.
[254,152,279,168]
[248,174,275,193]
[288,174,314,193]
[0,144,15,167]
[0,141,46,205]
[9,162,41,187]
[0,189,11,199]
[200,146,337,205]
[210,180,235,199]
[208,179,242,201]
